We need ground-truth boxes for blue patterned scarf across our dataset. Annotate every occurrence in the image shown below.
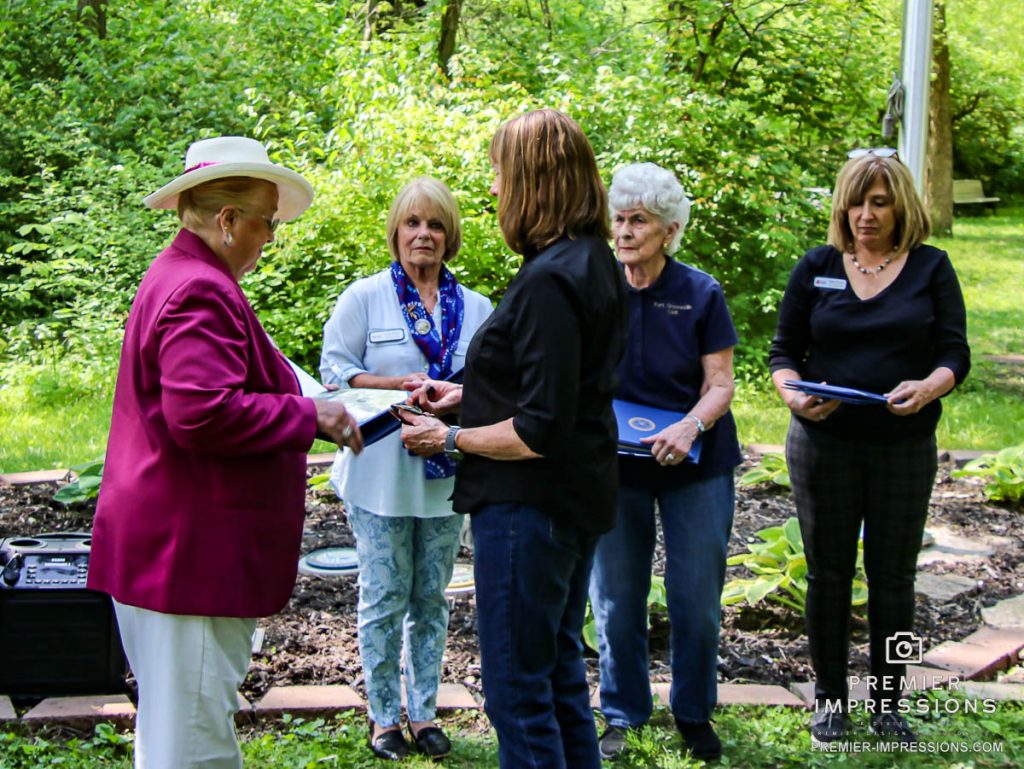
[390,260,465,479]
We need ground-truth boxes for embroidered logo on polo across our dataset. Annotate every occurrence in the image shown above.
[627,417,657,432]
[653,301,693,315]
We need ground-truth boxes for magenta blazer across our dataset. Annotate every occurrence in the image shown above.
[88,229,318,617]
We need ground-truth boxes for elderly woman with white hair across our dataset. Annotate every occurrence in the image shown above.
[588,162,741,762]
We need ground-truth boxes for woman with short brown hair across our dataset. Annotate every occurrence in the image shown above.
[400,108,628,768]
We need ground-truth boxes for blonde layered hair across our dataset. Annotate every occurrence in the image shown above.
[489,109,610,255]
[177,177,276,231]
[828,155,930,254]
[385,177,463,262]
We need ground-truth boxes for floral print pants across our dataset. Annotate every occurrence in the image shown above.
[347,505,463,727]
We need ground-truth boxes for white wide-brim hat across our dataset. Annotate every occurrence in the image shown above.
[143,136,314,221]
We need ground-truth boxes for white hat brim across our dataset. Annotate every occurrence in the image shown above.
[142,161,314,221]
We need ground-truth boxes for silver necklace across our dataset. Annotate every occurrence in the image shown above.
[849,252,894,275]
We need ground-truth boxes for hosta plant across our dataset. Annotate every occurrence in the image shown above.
[722,516,868,613]
[53,460,104,505]
[739,453,791,488]
[952,443,1024,507]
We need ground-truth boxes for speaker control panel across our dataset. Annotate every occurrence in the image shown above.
[0,534,92,590]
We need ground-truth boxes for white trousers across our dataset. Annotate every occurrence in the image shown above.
[114,601,256,769]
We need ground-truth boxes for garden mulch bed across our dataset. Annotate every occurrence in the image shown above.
[1,453,1021,705]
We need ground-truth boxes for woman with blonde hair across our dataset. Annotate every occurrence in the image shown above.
[769,149,970,744]
[321,176,491,760]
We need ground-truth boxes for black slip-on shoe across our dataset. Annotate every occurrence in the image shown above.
[369,728,410,761]
[409,725,452,759]
[598,725,631,760]
[676,720,723,761]
[809,709,848,743]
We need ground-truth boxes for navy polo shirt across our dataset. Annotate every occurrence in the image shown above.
[617,257,742,487]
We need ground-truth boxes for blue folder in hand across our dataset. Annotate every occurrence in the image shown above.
[783,380,889,406]
[613,399,702,463]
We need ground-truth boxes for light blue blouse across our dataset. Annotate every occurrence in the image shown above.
[320,268,492,517]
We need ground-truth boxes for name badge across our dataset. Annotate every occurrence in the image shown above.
[368,328,405,344]
[814,276,847,290]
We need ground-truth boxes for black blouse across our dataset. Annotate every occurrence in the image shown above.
[453,234,629,534]
[768,244,970,442]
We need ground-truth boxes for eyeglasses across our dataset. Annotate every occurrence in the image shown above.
[848,147,899,160]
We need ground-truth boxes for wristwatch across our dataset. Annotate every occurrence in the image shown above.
[444,426,464,460]
[686,414,706,434]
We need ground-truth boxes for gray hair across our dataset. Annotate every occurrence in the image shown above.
[608,163,691,255]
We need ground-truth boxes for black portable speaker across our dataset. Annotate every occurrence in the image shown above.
[0,533,127,698]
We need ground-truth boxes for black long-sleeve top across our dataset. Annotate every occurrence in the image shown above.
[453,234,629,534]
[768,244,970,442]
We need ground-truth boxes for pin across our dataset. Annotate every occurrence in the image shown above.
[414,318,432,336]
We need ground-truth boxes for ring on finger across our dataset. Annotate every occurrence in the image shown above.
[666,453,676,462]
[342,425,353,439]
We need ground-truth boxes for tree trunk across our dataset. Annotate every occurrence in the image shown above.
[438,0,462,76]
[928,0,953,237]
[76,0,108,40]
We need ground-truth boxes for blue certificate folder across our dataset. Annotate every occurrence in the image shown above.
[783,380,889,406]
[613,399,702,463]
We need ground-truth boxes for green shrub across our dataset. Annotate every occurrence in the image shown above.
[952,444,1024,507]
[739,453,791,488]
[53,459,104,505]
[722,516,868,613]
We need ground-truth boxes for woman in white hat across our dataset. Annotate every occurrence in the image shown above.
[87,136,363,769]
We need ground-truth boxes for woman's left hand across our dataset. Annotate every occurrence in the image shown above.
[885,379,940,416]
[400,412,449,456]
[641,419,700,466]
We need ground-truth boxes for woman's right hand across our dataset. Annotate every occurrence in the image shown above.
[786,390,839,422]
[313,398,364,453]
[771,369,839,423]
[405,379,463,416]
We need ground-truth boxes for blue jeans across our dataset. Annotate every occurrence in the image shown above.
[472,502,601,769]
[589,472,735,727]
[348,505,463,727]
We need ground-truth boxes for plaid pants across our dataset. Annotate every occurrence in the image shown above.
[786,418,936,710]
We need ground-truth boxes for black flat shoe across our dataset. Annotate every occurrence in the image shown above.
[676,719,722,762]
[369,727,410,761]
[408,725,452,759]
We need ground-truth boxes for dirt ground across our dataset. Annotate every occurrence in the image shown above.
[1,453,1021,705]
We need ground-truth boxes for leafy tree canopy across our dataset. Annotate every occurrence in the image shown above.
[0,0,1020,376]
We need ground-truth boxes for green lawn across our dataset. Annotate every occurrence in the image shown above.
[735,207,1024,451]
[1,210,1022,473]
[3,696,1021,768]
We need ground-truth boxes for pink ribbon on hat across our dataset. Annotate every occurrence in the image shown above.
[184,161,219,173]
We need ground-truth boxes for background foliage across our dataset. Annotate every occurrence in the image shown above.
[1,0,1022,379]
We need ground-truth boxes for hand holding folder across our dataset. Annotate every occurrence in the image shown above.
[613,399,703,464]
